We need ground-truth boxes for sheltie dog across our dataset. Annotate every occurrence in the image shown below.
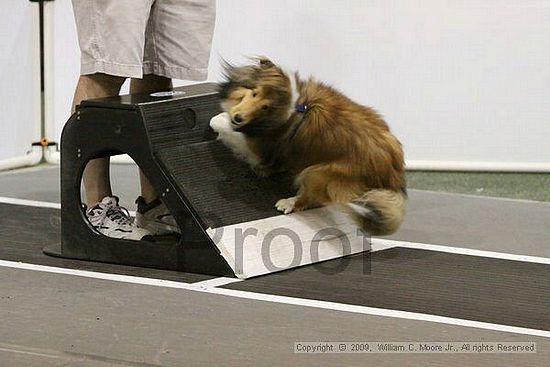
[210,57,406,235]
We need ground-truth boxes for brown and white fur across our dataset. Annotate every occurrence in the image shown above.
[210,57,406,235]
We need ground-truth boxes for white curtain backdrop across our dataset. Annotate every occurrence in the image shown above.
[0,1,38,160]
[52,0,550,167]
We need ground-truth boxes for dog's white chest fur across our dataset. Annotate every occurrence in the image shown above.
[209,112,261,167]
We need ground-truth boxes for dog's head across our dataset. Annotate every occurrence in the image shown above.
[218,57,292,136]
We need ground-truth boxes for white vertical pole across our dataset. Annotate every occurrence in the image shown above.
[31,0,43,145]
[43,0,55,146]
[43,0,59,164]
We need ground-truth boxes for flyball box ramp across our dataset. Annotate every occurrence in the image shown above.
[43,83,370,278]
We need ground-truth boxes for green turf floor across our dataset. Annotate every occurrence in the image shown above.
[406,171,550,202]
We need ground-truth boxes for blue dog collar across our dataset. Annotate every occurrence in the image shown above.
[295,103,308,113]
[289,103,309,141]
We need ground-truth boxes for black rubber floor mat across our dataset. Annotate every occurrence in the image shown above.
[0,203,213,283]
[223,247,550,331]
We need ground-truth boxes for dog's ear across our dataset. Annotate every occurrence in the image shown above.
[258,56,275,68]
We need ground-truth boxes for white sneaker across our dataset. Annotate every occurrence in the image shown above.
[86,196,154,241]
[135,196,181,235]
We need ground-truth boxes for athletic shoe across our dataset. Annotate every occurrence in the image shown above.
[135,196,181,235]
[86,196,154,241]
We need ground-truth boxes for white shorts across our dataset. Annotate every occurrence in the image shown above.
[72,0,216,80]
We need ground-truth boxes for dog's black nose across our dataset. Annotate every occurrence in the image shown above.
[234,114,243,123]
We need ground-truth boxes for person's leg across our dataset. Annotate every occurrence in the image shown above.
[72,73,126,207]
[70,1,157,240]
[130,74,172,95]
[130,75,180,235]
[129,74,172,204]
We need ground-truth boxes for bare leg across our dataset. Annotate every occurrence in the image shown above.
[72,74,126,207]
[130,74,172,204]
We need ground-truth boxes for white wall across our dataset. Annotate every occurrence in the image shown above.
[52,0,550,167]
[0,1,39,160]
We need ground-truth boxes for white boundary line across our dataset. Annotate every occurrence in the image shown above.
[0,197,138,216]
[0,260,195,288]
[371,239,550,265]
[0,196,60,209]
[0,259,548,338]
[408,188,550,206]
[203,288,550,339]
[193,277,244,288]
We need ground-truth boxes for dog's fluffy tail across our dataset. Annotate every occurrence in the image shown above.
[346,189,406,236]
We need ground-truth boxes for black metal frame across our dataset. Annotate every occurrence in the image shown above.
[44,84,235,277]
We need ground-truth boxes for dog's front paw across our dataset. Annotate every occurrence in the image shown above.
[275,197,297,214]
[209,112,233,133]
